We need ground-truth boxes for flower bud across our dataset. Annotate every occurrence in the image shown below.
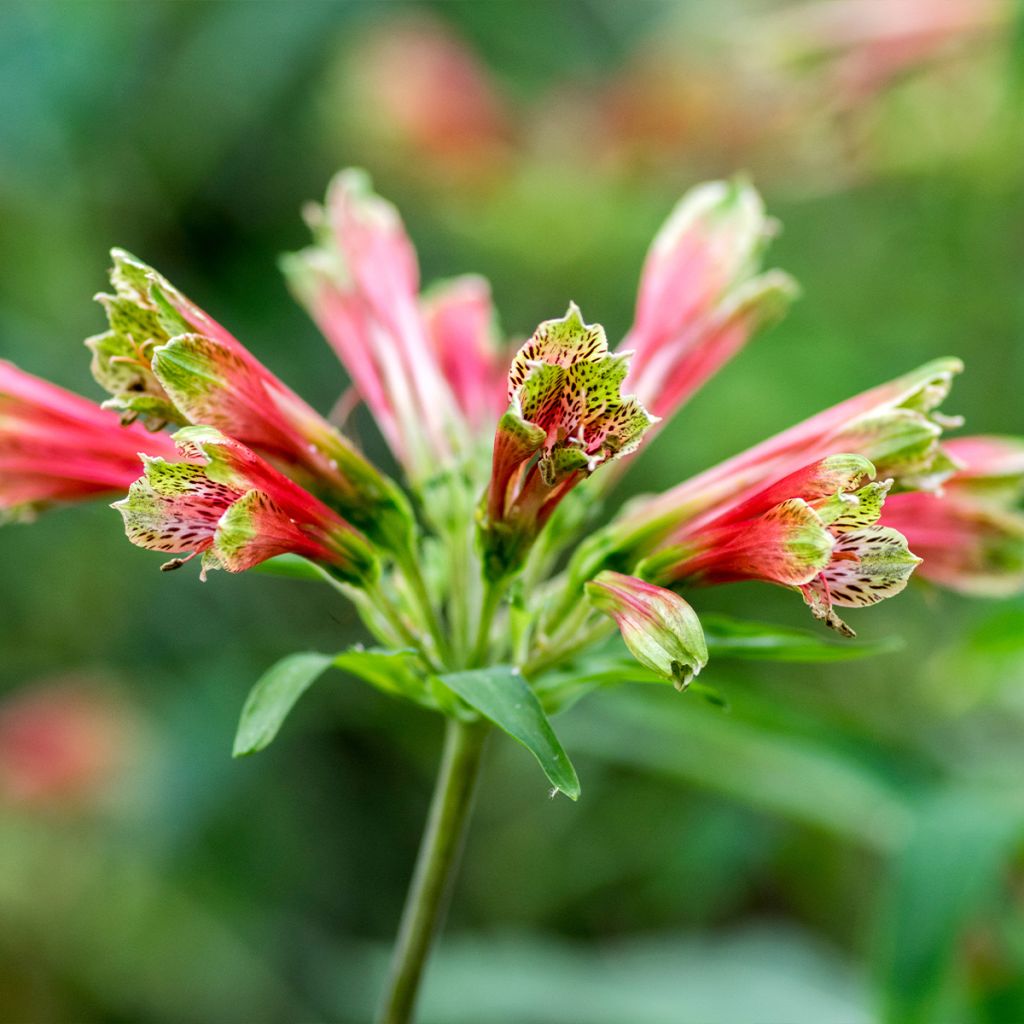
[586,572,708,689]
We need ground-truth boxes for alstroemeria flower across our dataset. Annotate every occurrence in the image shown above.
[420,275,508,431]
[87,249,412,553]
[588,357,962,575]
[638,455,920,635]
[284,170,485,480]
[880,435,1024,596]
[586,571,708,689]
[114,426,377,584]
[0,360,178,521]
[479,304,655,581]
[622,179,798,425]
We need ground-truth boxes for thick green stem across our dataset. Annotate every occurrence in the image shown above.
[375,718,489,1024]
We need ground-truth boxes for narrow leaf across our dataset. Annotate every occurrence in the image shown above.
[333,646,430,703]
[437,666,580,799]
[252,553,326,582]
[233,652,333,756]
[702,614,902,662]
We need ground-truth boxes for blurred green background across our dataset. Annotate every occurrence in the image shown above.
[1,2,1023,1022]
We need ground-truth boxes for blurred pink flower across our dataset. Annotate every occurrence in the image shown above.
[0,682,128,809]
[343,14,511,178]
[771,0,1006,104]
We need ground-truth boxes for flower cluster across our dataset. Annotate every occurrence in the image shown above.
[2,169,1019,707]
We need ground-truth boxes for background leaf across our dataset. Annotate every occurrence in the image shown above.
[437,666,581,799]
[876,789,1024,1024]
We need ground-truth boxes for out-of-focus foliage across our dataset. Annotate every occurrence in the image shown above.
[0,1,1023,1022]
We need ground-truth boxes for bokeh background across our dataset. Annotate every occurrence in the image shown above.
[1,2,1023,1021]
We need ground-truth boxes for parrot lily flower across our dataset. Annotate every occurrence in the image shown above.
[0,360,179,521]
[586,571,708,689]
[87,249,413,554]
[114,426,378,584]
[479,304,655,581]
[880,435,1024,596]
[622,178,798,426]
[636,455,920,635]
[420,275,508,432]
[283,170,478,480]
[571,357,962,587]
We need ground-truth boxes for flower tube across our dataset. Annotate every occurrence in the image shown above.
[569,357,961,589]
[479,304,654,581]
[0,360,178,521]
[881,435,1024,596]
[114,426,378,584]
[638,454,920,635]
[622,179,798,425]
[86,249,413,553]
[283,170,474,480]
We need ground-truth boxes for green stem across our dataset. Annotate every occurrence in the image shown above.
[397,548,453,667]
[375,718,489,1024]
[364,577,441,673]
[521,617,615,679]
[469,579,504,668]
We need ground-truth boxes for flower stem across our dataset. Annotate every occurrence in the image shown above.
[469,579,503,668]
[375,717,489,1024]
[397,548,454,667]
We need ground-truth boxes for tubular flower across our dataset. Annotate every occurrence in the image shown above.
[574,357,962,585]
[638,455,921,635]
[585,571,708,689]
[0,360,178,521]
[87,249,413,553]
[880,435,1024,596]
[283,170,477,480]
[479,304,654,581]
[114,426,377,584]
[420,275,508,432]
[622,179,798,424]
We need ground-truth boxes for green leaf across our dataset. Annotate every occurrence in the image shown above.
[233,652,333,756]
[877,789,1024,1024]
[702,614,902,662]
[333,646,429,703]
[436,666,580,799]
[233,645,432,757]
[250,553,326,582]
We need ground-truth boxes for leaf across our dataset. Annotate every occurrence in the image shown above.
[877,789,1024,1024]
[234,645,434,757]
[333,646,430,703]
[233,652,334,756]
[701,614,902,662]
[436,666,580,799]
[252,553,326,582]
[562,689,912,851]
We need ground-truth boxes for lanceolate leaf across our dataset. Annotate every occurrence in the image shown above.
[701,614,902,662]
[531,623,898,715]
[234,646,431,756]
[436,666,581,799]
[333,647,429,702]
[233,652,334,756]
